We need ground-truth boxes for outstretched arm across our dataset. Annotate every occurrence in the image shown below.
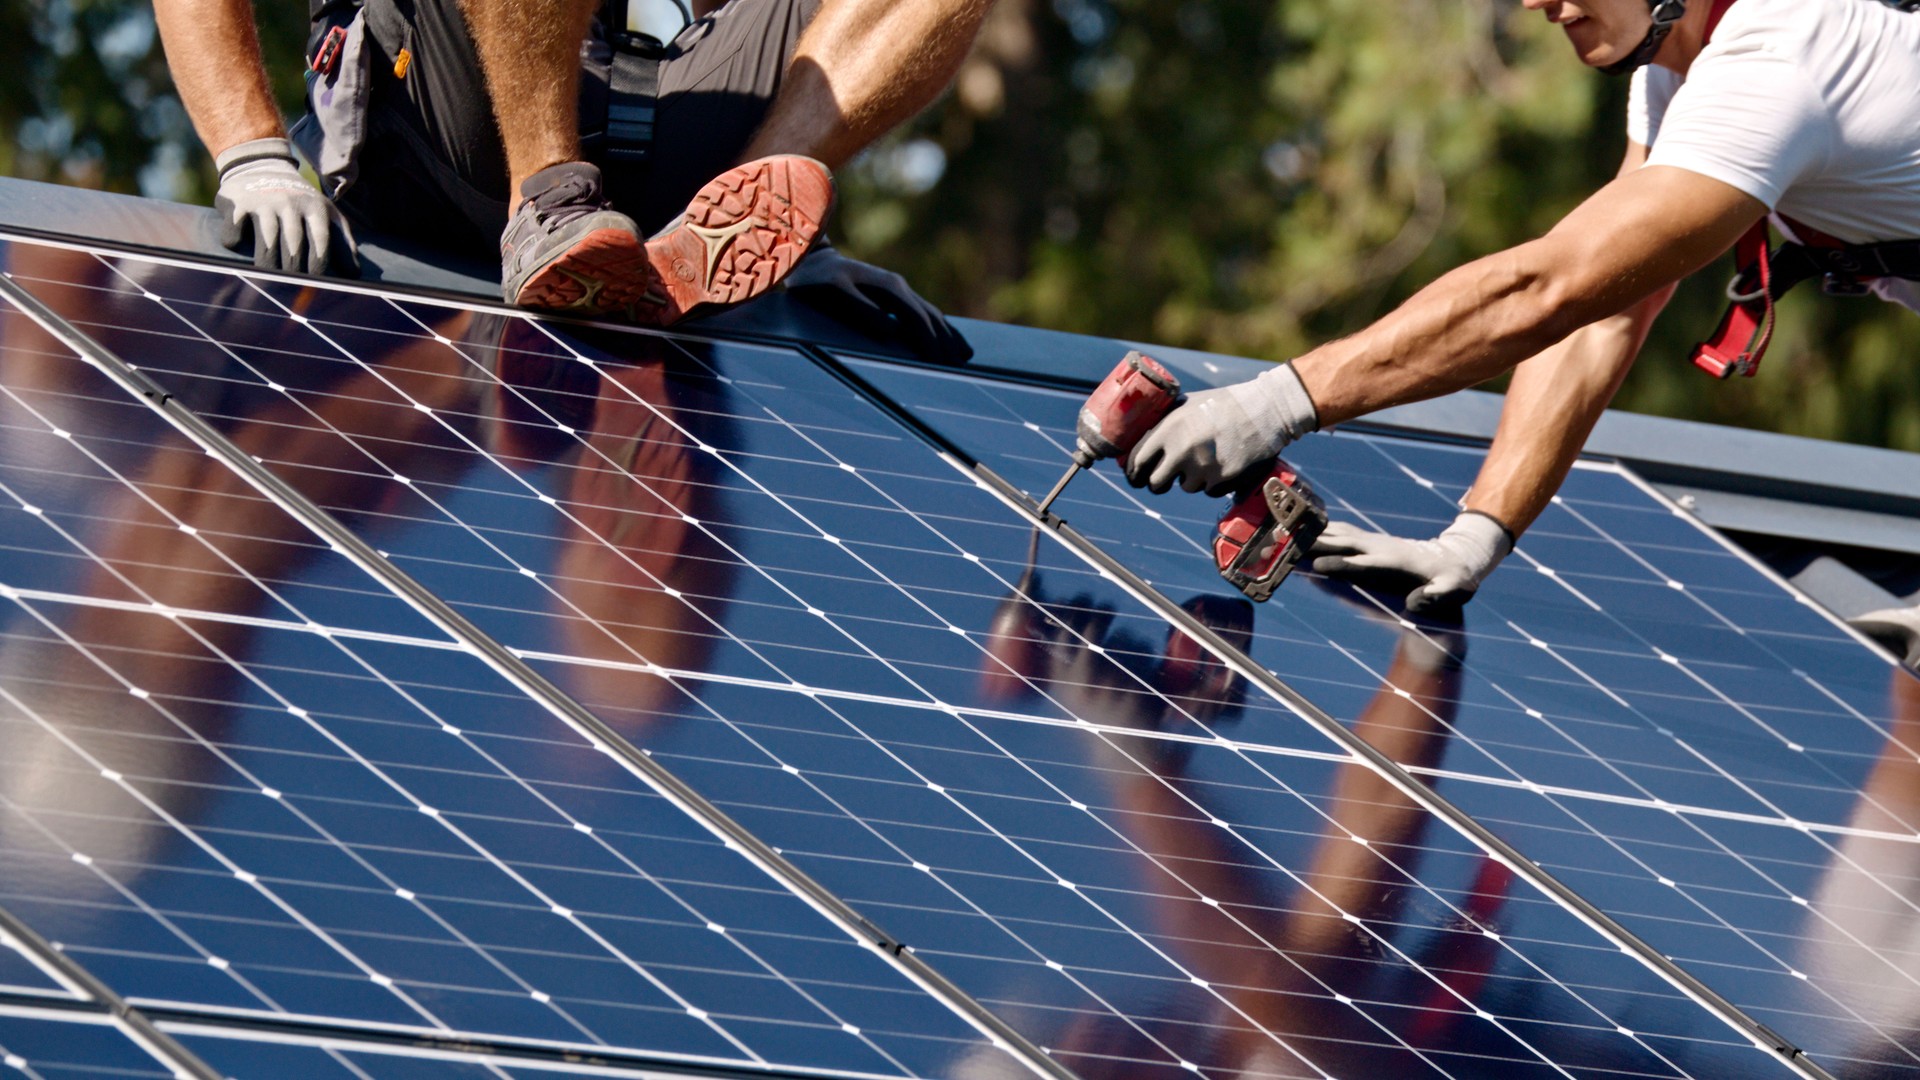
[1294,162,1761,425]
[1128,158,1762,509]
[1462,140,1677,535]
[741,0,994,168]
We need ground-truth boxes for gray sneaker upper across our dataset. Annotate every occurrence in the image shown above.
[498,161,642,302]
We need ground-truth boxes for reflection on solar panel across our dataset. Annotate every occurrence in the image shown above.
[0,231,1907,1079]
[850,361,1920,1078]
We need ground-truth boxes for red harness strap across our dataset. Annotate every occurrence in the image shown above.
[1689,215,1920,378]
[1691,219,1775,378]
[1682,0,1920,379]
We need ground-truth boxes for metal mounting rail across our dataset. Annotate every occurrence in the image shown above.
[0,274,1081,1080]
[0,900,222,1078]
[802,344,1839,1080]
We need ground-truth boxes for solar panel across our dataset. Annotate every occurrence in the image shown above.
[846,359,1920,1077]
[0,936,72,1001]
[0,1004,178,1078]
[0,237,1850,1077]
[0,268,1031,1079]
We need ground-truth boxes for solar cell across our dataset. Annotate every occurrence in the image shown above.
[846,359,1920,1076]
[0,274,1029,1078]
[0,240,1835,1076]
[0,936,71,1000]
[0,1004,177,1079]
[168,1023,850,1078]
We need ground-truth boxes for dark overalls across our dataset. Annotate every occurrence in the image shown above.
[296,0,821,260]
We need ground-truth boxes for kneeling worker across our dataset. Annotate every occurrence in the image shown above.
[152,0,984,361]
[1126,0,1920,609]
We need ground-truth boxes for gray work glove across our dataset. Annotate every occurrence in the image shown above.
[215,137,358,277]
[1124,362,1318,496]
[1309,512,1514,612]
[784,240,972,365]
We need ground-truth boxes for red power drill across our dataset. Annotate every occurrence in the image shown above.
[1034,351,1183,517]
[1034,350,1326,602]
[1212,460,1326,602]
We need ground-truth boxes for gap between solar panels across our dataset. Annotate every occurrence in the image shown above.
[797,342,1842,1080]
[0,271,1082,1080]
[0,905,220,1078]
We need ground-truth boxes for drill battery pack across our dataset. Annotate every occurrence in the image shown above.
[1213,460,1327,602]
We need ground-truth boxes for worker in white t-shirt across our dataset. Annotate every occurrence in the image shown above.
[1123,0,1920,612]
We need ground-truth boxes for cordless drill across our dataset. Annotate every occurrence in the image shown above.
[1034,351,1184,516]
[1033,351,1326,602]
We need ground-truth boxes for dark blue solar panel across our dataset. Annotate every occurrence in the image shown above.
[0,275,1023,1078]
[174,1026,750,1078]
[0,940,70,1000]
[848,358,1920,1076]
[0,1007,172,1078]
[0,244,1831,1077]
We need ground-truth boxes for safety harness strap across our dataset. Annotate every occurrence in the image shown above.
[1690,223,1920,378]
[592,0,663,163]
[1690,220,1774,378]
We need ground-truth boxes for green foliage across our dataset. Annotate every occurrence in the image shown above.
[5,0,1915,451]
[0,0,305,198]
[841,0,1919,452]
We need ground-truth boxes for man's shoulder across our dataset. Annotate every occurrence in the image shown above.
[1706,0,1847,57]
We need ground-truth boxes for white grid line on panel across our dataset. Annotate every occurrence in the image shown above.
[0,327,973,1073]
[15,254,1047,1079]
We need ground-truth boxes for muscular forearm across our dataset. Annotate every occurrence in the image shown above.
[1464,284,1672,534]
[154,0,284,157]
[741,0,993,167]
[1293,234,1646,427]
[1292,165,1763,430]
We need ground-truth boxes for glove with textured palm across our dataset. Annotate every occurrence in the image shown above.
[1123,362,1317,495]
[784,241,972,365]
[1308,512,1514,612]
[214,138,358,277]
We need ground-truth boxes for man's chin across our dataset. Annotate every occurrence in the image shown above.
[1562,22,1618,68]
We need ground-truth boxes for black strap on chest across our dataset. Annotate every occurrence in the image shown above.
[595,0,663,163]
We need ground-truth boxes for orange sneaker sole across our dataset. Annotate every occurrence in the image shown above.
[632,155,835,326]
[510,226,654,316]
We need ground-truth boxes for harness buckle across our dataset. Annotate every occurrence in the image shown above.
[1725,272,1767,304]
[1823,274,1873,297]
[311,25,348,76]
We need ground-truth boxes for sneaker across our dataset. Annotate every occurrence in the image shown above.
[631,154,835,326]
[502,155,835,324]
[501,162,651,315]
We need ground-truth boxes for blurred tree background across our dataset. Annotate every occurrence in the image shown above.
[3,0,1914,448]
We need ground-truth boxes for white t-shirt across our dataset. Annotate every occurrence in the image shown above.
[1627,0,1920,309]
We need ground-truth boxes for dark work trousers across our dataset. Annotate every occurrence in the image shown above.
[334,0,821,262]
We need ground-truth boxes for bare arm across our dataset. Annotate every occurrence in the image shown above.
[1293,163,1764,428]
[740,0,993,168]
[1464,141,1681,534]
[152,0,284,158]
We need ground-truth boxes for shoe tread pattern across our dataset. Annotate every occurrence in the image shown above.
[636,156,833,326]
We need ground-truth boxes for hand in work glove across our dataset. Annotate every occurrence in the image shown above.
[1308,512,1515,613]
[784,240,972,365]
[1124,362,1318,496]
[215,138,358,277]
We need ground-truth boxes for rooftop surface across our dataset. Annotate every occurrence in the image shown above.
[0,179,1917,1080]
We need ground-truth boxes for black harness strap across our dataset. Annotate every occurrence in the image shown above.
[590,0,663,164]
[1692,225,1920,379]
